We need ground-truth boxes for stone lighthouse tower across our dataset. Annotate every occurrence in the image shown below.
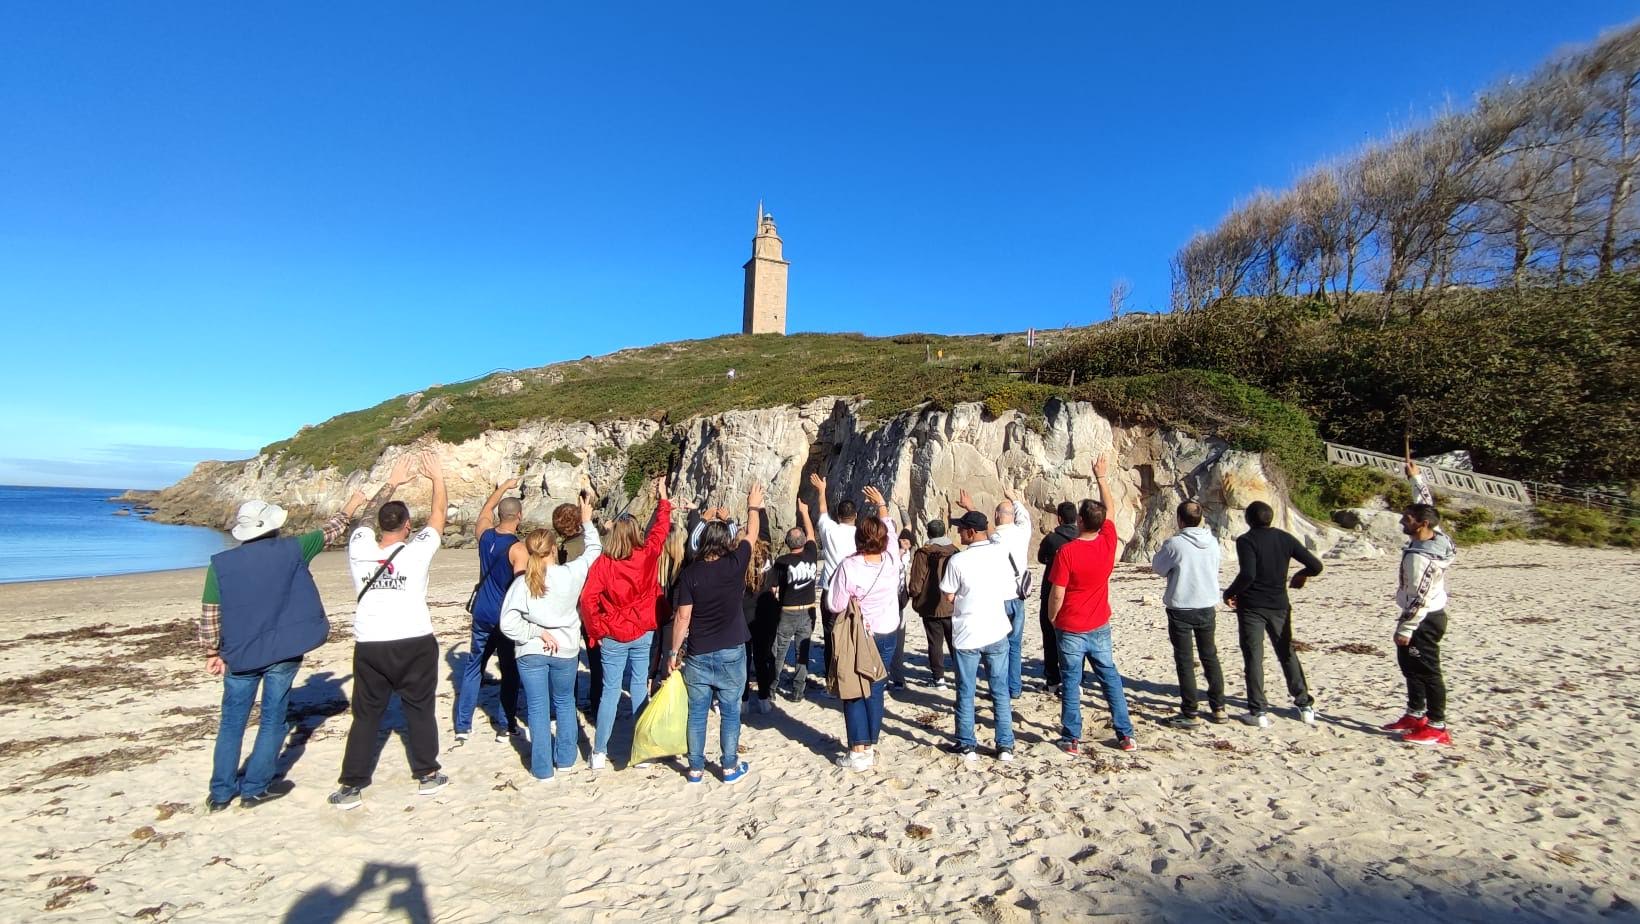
[742,204,788,335]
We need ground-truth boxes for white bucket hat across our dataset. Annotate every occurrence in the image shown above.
[231,500,288,541]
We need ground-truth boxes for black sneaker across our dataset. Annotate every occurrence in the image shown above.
[206,797,234,813]
[417,772,449,796]
[240,779,295,809]
[327,786,363,810]
[1168,713,1203,729]
[941,742,978,762]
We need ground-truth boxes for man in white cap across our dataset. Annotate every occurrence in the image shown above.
[197,485,370,811]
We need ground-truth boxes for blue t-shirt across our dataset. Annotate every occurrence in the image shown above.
[472,529,520,625]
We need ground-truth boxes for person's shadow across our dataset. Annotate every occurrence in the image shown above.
[282,862,431,923]
[275,670,352,781]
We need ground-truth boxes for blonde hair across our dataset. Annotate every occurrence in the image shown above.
[604,515,644,561]
[660,523,687,588]
[523,528,557,597]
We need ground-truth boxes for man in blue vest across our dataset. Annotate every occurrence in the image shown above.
[198,489,369,811]
[455,477,526,744]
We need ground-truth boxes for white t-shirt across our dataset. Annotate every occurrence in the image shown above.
[938,538,1014,650]
[349,526,441,643]
[817,513,857,584]
[991,500,1032,576]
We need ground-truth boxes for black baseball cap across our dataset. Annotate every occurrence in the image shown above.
[950,510,989,531]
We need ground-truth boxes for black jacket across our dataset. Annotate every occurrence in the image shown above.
[1037,523,1081,598]
[1223,526,1323,611]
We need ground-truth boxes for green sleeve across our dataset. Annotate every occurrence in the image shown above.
[202,565,220,605]
[299,528,327,563]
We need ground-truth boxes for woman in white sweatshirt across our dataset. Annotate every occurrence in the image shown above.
[500,495,601,781]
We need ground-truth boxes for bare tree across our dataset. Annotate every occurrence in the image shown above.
[1108,277,1132,320]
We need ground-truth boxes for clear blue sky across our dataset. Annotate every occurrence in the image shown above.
[1,2,1630,489]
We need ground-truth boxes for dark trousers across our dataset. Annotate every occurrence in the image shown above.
[888,607,908,685]
[750,606,780,699]
[340,634,441,787]
[922,616,954,681]
[1167,606,1225,714]
[582,625,603,717]
[1237,606,1313,713]
[1039,586,1060,686]
[816,590,838,676]
[773,607,814,691]
[1398,609,1448,724]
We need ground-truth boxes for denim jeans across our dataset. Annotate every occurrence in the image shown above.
[842,632,897,747]
[1004,597,1027,697]
[952,637,1013,750]
[455,620,521,734]
[594,631,655,755]
[772,608,813,690]
[210,656,301,802]
[1059,625,1134,741]
[684,645,746,772]
[516,653,580,779]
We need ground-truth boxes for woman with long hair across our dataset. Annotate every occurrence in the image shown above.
[499,493,601,782]
[825,486,903,771]
[669,483,764,785]
[743,536,779,713]
[579,476,672,770]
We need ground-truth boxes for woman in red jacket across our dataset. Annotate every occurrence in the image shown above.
[580,476,673,770]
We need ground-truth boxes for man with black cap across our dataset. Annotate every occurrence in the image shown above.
[937,508,1016,763]
[197,487,368,811]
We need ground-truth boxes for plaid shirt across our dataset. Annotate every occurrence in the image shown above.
[198,512,349,655]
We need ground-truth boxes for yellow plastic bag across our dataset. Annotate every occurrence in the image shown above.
[630,671,688,764]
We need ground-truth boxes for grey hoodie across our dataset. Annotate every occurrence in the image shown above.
[1150,526,1221,610]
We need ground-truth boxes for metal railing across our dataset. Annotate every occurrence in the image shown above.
[1324,443,1533,506]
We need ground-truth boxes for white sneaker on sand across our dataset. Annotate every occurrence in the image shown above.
[836,751,870,772]
[1243,712,1272,728]
[589,752,607,771]
[1299,707,1316,726]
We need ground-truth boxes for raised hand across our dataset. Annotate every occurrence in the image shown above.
[653,475,669,501]
[862,485,885,508]
[386,454,417,486]
[1001,484,1018,502]
[796,497,809,517]
[748,482,766,509]
[418,449,444,482]
[1093,455,1110,478]
[345,489,369,516]
[499,477,520,492]
[958,489,975,511]
[808,472,827,492]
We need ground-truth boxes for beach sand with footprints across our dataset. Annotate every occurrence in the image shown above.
[0,542,1636,921]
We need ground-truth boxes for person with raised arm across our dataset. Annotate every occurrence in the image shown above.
[501,491,602,782]
[1383,460,1458,747]
[769,496,820,698]
[1046,454,1137,754]
[808,472,857,685]
[669,483,763,785]
[330,450,450,809]
[454,477,525,746]
[580,476,672,769]
[197,487,365,811]
[825,486,902,771]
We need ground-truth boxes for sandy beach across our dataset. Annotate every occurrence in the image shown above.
[1,541,1636,922]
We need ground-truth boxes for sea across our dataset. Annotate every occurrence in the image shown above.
[0,485,235,584]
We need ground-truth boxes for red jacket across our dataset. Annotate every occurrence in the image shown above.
[580,499,671,644]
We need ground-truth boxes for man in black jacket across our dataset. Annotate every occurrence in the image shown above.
[1223,501,1323,728]
[1035,501,1079,695]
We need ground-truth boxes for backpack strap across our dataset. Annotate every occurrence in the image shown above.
[358,544,407,603]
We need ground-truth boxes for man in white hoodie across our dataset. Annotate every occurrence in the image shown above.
[1382,462,1458,747]
[1150,501,1226,727]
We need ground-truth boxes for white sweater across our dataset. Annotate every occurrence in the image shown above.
[499,530,602,657]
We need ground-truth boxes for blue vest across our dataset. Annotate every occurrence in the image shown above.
[472,529,520,625]
[211,536,330,673]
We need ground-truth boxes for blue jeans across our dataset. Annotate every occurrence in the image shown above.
[684,646,746,772]
[516,653,580,778]
[1005,597,1027,697]
[210,656,301,802]
[594,631,655,755]
[953,637,1013,750]
[1059,625,1134,740]
[842,631,897,747]
[455,620,521,734]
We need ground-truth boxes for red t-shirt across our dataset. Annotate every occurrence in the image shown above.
[1047,521,1118,633]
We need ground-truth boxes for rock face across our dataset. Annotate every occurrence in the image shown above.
[150,398,1353,560]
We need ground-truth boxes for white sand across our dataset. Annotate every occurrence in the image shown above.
[0,542,1636,922]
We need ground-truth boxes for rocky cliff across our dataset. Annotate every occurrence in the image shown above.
[151,397,1356,561]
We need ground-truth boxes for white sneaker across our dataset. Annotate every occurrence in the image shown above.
[1299,707,1316,726]
[836,751,870,772]
[1243,712,1272,728]
[535,774,556,785]
[589,752,607,771]
[997,749,1015,763]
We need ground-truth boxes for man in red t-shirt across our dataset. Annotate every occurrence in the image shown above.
[1045,455,1136,754]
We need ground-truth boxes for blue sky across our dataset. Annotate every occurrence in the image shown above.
[1,3,1630,489]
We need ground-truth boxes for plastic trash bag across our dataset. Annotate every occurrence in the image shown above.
[630,671,688,764]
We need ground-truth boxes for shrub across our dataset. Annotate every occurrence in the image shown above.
[621,432,676,497]
[544,448,580,466]
[1533,503,1640,548]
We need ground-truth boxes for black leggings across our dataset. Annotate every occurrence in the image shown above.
[1397,610,1448,724]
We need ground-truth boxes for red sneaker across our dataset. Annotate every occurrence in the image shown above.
[1382,713,1428,733]
[1402,725,1452,747]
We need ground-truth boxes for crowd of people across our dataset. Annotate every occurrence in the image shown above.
[195,449,1457,809]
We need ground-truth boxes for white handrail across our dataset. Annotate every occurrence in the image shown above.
[1324,443,1533,506]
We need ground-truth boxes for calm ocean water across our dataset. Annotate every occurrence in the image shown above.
[0,485,235,584]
